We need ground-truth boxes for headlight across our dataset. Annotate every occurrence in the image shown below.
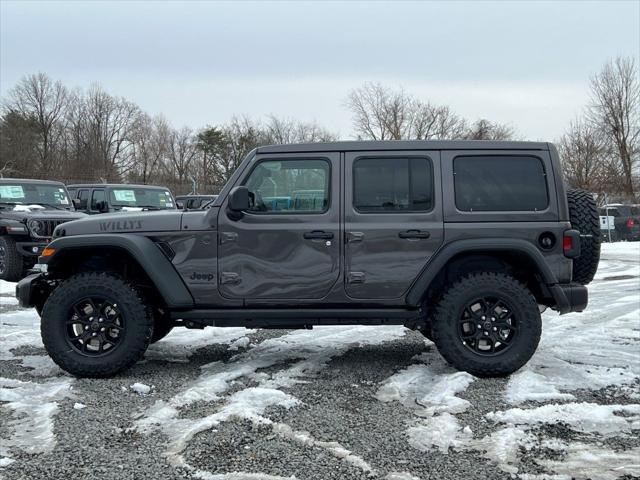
[28,219,45,236]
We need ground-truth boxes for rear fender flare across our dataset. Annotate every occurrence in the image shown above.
[405,238,562,307]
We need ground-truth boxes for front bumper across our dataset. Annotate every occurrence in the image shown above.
[16,273,46,309]
[551,283,588,314]
[16,241,49,257]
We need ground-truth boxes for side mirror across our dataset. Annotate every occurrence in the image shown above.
[72,198,87,210]
[228,186,250,212]
[176,201,184,210]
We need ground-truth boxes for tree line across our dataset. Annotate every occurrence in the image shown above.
[1,57,637,201]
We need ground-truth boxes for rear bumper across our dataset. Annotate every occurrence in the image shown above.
[550,283,588,314]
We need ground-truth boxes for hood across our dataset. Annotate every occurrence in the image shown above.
[0,205,87,223]
[56,210,184,236]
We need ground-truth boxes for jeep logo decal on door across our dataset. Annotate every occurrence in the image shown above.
[190,272,215,281]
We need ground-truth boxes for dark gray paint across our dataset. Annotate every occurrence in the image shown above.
[21,140,588,319]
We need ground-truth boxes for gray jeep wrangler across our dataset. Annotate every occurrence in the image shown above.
[17,141,600,378]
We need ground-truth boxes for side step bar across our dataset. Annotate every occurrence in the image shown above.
[170,308,422,328]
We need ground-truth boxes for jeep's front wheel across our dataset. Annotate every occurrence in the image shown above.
[41,272,153,378]
[432,272,541,377]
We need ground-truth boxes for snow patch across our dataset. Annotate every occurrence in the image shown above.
[0,377,73,456]
[539,444,640,480]
[137,326,405,472]
[407,413,473,453]
[19,355,61,377]
[376,364,474,416]
[193,471,297,480]
[146,327,249,362]
[487,402,640,436]
[73,402,86,410]
[0,310,43,361]
[130,383,152,395]
[385,473,421,480]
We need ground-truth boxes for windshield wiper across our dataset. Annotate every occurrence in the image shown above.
[34,202,65,211]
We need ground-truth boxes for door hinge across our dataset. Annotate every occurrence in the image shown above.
[220,272,241,285]
[220,232,238,244]
[347,272,366,284]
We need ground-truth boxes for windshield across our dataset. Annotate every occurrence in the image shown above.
[0,182,71,209]
[109,187,175,209]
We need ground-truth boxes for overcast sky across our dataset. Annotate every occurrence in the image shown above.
[1,0,638,140]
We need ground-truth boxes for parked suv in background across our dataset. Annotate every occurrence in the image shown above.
[0,179,86,281]
[18,141,601,379]
[67,184,176,214]
[175,194,218,210]
[598,204,640,241]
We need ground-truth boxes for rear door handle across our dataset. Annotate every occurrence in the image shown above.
[303,230,334,240]
[398,230,430,239]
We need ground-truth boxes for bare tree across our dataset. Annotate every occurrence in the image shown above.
[83,84,141,178]
[264,115,336,144]
[166,126,197,184]
[559,119,607,192]
[346,83,412,140]
[410,103,467,140]
[463,119,515,140]
[587,57,639,198]
[130,114,170,184]
[3,73,68,174]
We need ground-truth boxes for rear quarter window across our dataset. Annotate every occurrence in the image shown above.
[454,155,549,212]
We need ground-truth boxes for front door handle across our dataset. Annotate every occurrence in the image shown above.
[303,230,334,240]
[398,230,431,239]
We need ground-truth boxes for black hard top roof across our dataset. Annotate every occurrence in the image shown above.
[0,178,66,185]
[68,183,170,189]
[256,140,550,154]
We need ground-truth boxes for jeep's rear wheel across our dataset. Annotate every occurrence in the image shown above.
[0,236,25,281]
[41,272,153,378]
[567,188,601,285]
[432,272,541,377]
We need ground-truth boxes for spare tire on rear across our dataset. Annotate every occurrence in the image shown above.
[567,188,601,285]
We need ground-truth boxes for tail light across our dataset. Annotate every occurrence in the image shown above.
[563,230,581,258]
[627,218,635,228]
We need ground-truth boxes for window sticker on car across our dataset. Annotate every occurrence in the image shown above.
[0,185,25,199]
[113,190,136,202]
[53,192,69,205]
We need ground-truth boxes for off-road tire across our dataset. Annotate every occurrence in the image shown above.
[0,236,25,281]
[432,272,541,378]
[41,272,153,378]
[567,188,600,285]
[150,307,174,343]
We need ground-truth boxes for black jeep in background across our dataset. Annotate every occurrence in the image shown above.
[0,179,86,281]
[175,194,218,210]
[67,184,177,214]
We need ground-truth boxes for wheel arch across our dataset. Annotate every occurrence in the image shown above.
[406,239,561,308]
[44,234,194,308]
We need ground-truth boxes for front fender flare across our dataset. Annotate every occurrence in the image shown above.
[43,234,194,308]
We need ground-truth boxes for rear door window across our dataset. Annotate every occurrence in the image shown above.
[454,155,548,212]
[353,157,433,213]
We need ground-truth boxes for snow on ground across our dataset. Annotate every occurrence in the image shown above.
[136,326,406,474]
[385,242,640,477]
[0,242,638,479]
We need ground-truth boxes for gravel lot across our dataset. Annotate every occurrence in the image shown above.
[1,242,639,480]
